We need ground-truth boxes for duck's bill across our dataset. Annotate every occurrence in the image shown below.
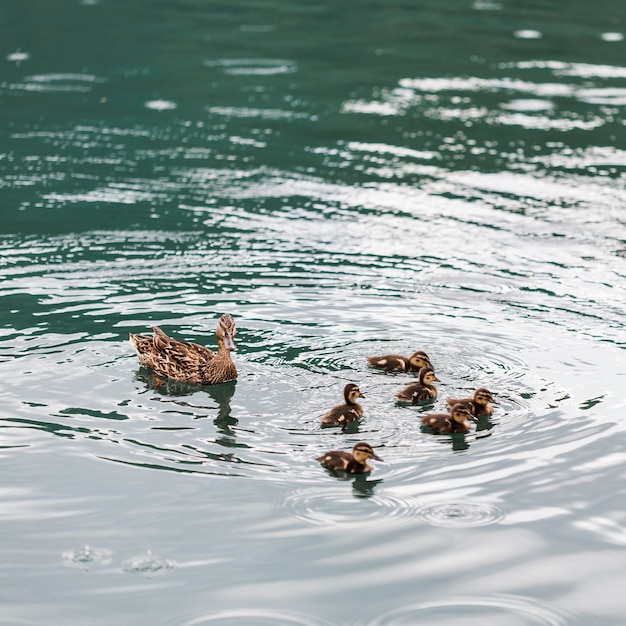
[372,453,384,462]
[224,334,236,350]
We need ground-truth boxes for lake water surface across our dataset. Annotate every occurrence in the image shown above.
[1,0,626,624]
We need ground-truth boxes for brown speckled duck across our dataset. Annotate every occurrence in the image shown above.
[422,404,476,434]
[129,313,237,386]
[316,442,383,474]
[321,383,365,430]
[396,367,439,402]
[367,350,432,373]
[446,388,496,417]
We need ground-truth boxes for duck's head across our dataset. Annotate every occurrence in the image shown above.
[473,388,495,406]
[418,366,439,385]
[409,351,431,370]
[352,442,383,464]
[217,314,237,351]
[344,383,365,404]
[450,404,477,424]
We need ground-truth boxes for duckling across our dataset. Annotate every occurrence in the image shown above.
[422,404,476,434]
[396,367,439,402]
[129,313,237,386]
[316,442,383,474]
[367,350,432,373]
[446,387,496,417]
[321,383,365,430]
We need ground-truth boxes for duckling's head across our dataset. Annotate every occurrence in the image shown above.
[418,366,439,385]
[344,383,365,404]
[473,388,494,406]
[217,314,237,351]
[352,442,383,464]
[450,404,476,424]
[409,351,431,370]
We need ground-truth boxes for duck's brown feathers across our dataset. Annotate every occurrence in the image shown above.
[422,404,475,434]
[316,442,382,474]
[129,314,237,386]
[367,350,431,373]
[321,383,364,429]
[396,367,439,402]
[446,388,495,417]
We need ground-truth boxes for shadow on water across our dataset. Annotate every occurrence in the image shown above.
[319,467,384,499]
[352,473,384,498]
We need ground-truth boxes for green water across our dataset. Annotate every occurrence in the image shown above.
[1,0,626,624]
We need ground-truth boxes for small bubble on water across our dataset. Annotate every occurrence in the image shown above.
[62,545,113,569]
[123,550,176,577]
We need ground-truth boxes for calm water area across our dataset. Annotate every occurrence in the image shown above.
[1,0,626,624]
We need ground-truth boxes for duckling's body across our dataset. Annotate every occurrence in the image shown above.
[446,388,495,417]
[316,442,383,474]
[422,404,476,434]
[396,367,439,402]
[130,314,237,386]
[321,383,365,429]
[367,350,431,373]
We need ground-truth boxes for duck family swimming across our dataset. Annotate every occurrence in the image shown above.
[130,313,237,386]
[128,322,497,476]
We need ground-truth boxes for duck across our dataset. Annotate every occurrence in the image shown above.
[129,313,237,385]
[396,367,439,402]
[421,404,477,434]
[446,387,496,417]
[321,383,365,430]
[316,442,383,474]
[367,350,432,373]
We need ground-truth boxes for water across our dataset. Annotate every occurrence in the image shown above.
[1,0,625,623]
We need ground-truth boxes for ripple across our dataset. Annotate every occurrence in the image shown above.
[204,58,297,76]
[600,32,624,42]
[514,30,542,40]
[415,501,504,527]
[122,550,176,576]
[277,487,422,527]
[358,594,590,626]
[171,609,336,626]
[7,50,30,63]
[62,545,113,569]
[145,99,177,111]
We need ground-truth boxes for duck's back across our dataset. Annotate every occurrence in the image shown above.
[321,403,363,427]
[422,412,468,433]
[397,383,436,402]
[367,354,410,371]
[316,451,368,474]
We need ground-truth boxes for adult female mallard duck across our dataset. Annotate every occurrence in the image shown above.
[367,350,432,373]
[129,313,237,386]
[396,367,439,402]
[422,404,477,434]
[446,388,496,417]
[321,383,365,430]
[316,442,383,474]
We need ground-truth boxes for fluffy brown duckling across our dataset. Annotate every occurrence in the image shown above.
[367,350,432,373]
[446,387,496,417]
[422,404,477,434]
[316,442,383,474]
[321,383,365,430]
[130,313,237,386]
[396,367,439,403]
